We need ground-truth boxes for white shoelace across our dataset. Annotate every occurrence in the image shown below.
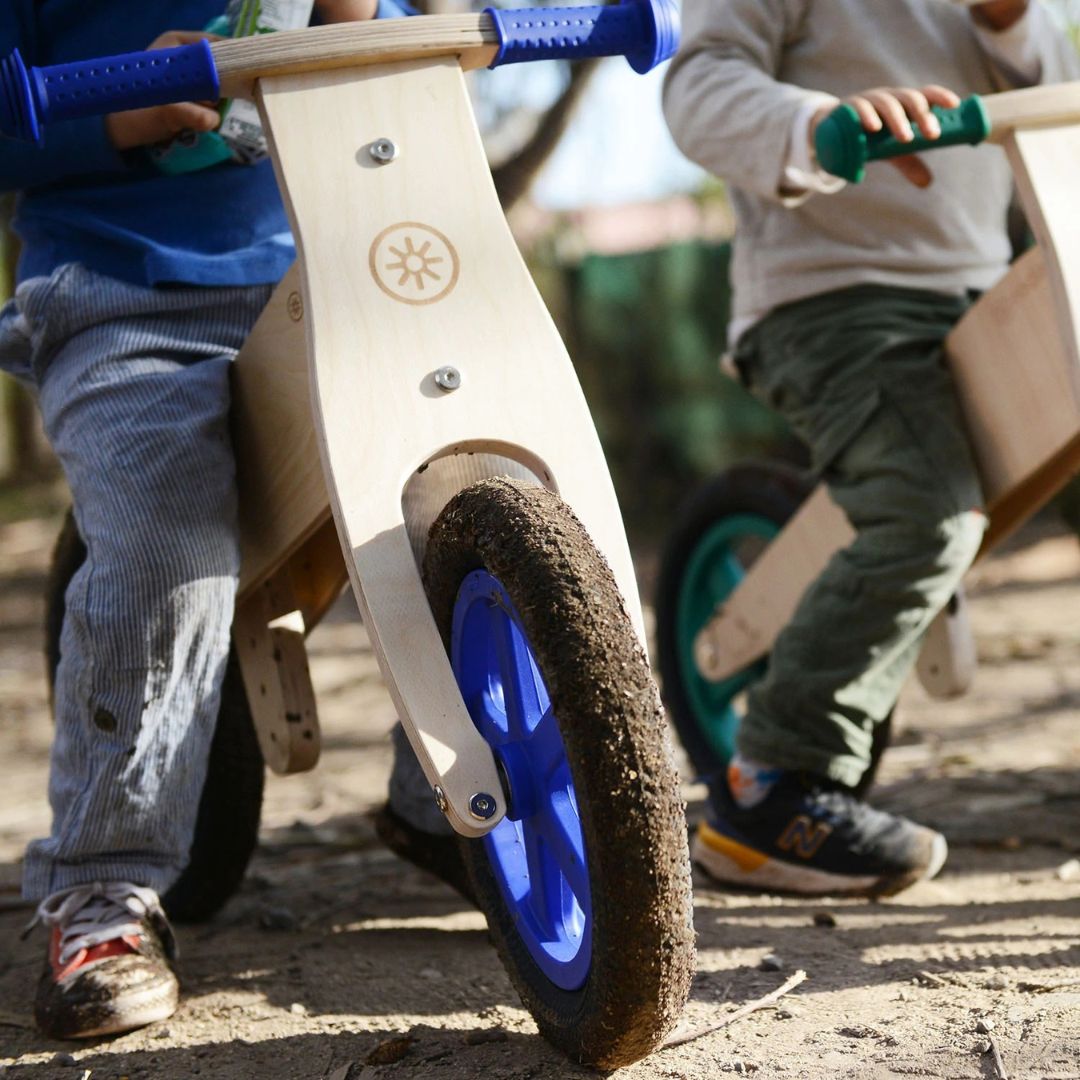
[24,882,171,967]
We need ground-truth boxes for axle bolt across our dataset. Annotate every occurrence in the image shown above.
[469,792,497,820]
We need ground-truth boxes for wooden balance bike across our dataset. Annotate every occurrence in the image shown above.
[1,2,696,1067]
[654,75,1080,790]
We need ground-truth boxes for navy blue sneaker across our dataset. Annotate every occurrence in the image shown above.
[693,773,947,897]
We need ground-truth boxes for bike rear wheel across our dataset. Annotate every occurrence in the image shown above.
[424,477,695,1069]
[655,463,891,795]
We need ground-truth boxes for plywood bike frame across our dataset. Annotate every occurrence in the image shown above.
[695,104,1080,686]
[228,58,643,837]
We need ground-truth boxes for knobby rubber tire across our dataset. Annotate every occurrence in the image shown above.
[45,510,265,923]
[655,462,891,797]
[424,478,695,1069]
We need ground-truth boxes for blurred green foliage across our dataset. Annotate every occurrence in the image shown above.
[533,240,795,547]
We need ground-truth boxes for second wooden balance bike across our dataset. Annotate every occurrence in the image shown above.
[1,1,695,1067]
[655,74,1080,796]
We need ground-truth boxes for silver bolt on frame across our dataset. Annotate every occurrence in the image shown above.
[434,365,461,392]
[369,137,399,164]
[433,785,449,814]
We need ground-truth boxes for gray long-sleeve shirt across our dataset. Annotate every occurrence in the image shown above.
[662,0,1079,331]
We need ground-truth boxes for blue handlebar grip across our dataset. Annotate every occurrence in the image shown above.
[484,0,679,74]
[0,40,219,144]
[814,95,991,183]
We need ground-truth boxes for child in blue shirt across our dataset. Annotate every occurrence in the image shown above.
[0,0,432,1040]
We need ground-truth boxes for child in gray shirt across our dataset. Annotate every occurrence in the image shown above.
[663,0,1077,896]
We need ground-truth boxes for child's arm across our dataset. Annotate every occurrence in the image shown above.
[314,0,379,21]
[102,31,221,152]
[662,0,822,202]
[0,12,124,192]
[662,0,956,200]
[314,0,417,22]
[0,29,220,192]
[971,0,1028,31]
[969,0,1080,87]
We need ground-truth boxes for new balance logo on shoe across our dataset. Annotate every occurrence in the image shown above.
[777,814,833,859]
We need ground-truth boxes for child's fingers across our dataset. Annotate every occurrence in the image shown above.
[862,90,915,142]
[847,85,963,143]
[890,154,933,188]
[922,84,962,110]
[845,96,885,134]
[161,102,221,135]
[888,87,941,140]
[149,30,225,50]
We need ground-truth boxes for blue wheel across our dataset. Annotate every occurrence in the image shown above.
[424,477,695,1069]
[452,569,591,990]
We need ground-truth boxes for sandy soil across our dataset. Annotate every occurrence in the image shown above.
[1,503,1078,1080]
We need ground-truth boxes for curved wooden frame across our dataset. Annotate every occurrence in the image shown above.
[228,55,643,838]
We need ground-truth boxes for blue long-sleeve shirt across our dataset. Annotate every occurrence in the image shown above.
[1,1,407,287]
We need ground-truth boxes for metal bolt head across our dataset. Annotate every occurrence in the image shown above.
[369,138,398,164]
[433,785,448,814]
[469,792,497,820]
[434,366,461,392]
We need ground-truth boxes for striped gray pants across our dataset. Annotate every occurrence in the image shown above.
[1,264,270,899]
[1,264,443,902]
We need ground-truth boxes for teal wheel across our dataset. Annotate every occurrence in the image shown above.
[655,463,891,795]
[423,477,695,1069]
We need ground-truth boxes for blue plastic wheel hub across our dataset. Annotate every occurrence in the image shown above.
[451,569,591,991]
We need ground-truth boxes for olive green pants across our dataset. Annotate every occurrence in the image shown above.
[734,285,988,787]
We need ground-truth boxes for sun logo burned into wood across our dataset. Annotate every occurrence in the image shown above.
[369,222,460,305]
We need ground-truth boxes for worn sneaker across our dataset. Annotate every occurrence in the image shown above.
[693,773,947,897]
[373,802,477,907]
[28,882,179,1039]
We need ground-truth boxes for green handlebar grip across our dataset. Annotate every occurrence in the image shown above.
[814,95,991,183]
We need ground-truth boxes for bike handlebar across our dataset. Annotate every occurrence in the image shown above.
[0,0,678,145]
[0,41,219,144]
[484,0,677,74]
[814,95,992,183]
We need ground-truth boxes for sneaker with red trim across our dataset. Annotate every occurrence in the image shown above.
[28,882,179,1039]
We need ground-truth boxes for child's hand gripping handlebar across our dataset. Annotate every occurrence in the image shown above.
[0,0,679,145]
[814,95,992,183]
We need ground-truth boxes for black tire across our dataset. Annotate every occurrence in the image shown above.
[655,462,891,797]
[423,478,695,1069]
[45,510,265,923]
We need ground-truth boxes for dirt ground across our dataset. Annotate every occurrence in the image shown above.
[1,498,1078,1080]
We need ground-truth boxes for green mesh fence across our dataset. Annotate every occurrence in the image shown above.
[547,240,793,545]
